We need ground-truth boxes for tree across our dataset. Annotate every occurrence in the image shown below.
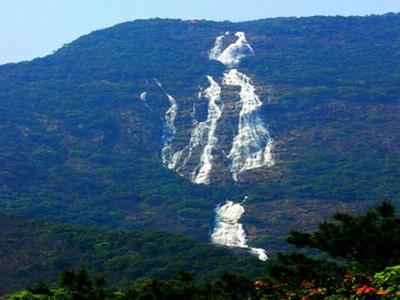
[286,201,400,272]
[212,272,254,300]
[59,267,107,300]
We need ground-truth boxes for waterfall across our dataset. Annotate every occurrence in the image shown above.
[211,199,268,261]
[154,32,273,259]
[192,76,223,184]
[155,79,178,168]
[163,76,223,183]
[209,31,254,67]
[210,31,274,181]
[208,31,272,260]
[162,31,273,182]
[140,91,147,101]
[224,69,274,181]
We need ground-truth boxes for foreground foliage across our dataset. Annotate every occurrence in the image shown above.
[286,201,400,272]
[8,266,400,299]
[7,202,400,299]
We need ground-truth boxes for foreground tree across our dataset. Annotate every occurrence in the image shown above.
[59,268,107,300]
[286,201,400,272]
[261,201,400,298]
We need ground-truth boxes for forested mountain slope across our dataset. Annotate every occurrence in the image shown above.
[1,14,399,253]
[0,214,263,295]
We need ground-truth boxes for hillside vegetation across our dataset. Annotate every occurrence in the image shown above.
[7,202,400,299]
[1,14,400,254]
[0,214,263,295]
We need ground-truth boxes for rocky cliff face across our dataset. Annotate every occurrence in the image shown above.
[152,31,276,185]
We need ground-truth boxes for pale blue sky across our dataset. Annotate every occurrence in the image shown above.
[1,0,399,64]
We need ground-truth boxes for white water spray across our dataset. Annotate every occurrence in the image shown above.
[154,32,273,259]
[192,76,223,184]
[211,199,268,261]
[164,76,223,183]
[224,69,274,180]
[140,91,147,101]
[208,32,272,260]
[209,31,254,67]
[210,31,274,181]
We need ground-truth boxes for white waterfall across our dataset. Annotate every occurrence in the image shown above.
[153,32,272,259]
[211,201,247,247]
[164,31,273,182]
[209,31,254,67]
[224,69,274,181]
[209,31,274,181]
[208,32,271,260]
[192,76,223,184]
[155,79,178,167]
[140,91,147,101]
[165,76,223,183]
[211,199,268,261]
[208,33,227,60]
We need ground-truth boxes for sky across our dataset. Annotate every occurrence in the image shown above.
[1,0,399,64]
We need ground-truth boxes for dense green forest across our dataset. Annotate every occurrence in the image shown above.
[6,202,400,299]
[1,14,399,250]
[1,15,400,298]
[0,214,262,295]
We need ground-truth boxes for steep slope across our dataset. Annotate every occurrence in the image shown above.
[1,15,400,256]
[166,31,275,183]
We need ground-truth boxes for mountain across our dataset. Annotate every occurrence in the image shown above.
[1,14,400,258]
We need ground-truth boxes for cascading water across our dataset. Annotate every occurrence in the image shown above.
[155,79,178,168]
[208,32,227,60]
[140,91,147,101]
[165,76,223,180]
[211,201,247,248]
[208,31,272,260]
[163,30,273,183]
[209,31,255,67]
[152,32,273,260]
[211,199,268,261]
[209,31,274,181]
[192,76,223,184]
[224,69,274,181]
